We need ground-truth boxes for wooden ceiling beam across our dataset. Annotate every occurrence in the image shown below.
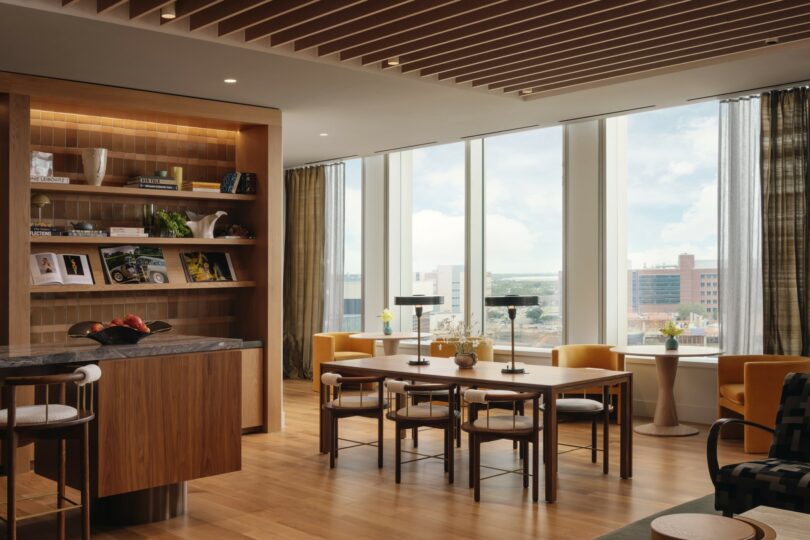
[410,0,754,75]
[245,0,366,44]
[97,0,127,13]
[188,0,271,31]
[294,0,456,52]
[161,0,224,24]
[130,0,174,20]
[218,0,318,37]
[270,0,414,47]
[489,20,810,90]
[317,0,497,57]
[447,2,801,83]
[506,30,810,95]
[361,0,639,67]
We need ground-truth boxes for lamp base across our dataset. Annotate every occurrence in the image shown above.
[408,359,430,366]
[501,366,526,374]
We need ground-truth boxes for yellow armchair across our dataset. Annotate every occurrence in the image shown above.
[429,338,494,361]
[717,354,810,453]
[552,344,624,420]
[312,332,375,391]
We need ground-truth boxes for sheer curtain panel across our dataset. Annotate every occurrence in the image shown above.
[322,163,346,332]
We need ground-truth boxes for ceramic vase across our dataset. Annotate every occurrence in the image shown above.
[665,336,679,351]
[454,352,477,369]
[383,321,392,335]
[81,148,108,186]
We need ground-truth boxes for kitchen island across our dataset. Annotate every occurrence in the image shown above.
[0,334,257,525]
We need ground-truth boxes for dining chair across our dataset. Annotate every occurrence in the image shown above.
[462,389,542,502]
[0,364,101,540]
[385,380,459,484]
[320,373,386,469]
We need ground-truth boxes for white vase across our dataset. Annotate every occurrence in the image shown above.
[81,148,108,186]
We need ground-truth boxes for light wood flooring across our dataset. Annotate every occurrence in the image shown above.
[12,380,750,539]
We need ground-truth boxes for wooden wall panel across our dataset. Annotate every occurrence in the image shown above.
[96,351,242,497]
[241,347,264,430]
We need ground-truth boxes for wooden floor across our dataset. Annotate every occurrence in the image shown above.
[12,380,750,539]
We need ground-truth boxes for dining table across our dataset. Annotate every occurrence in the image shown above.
[318,355,633,503]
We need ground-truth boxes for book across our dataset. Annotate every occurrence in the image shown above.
[99,245,169,285]
[64,230,108,238]
[128,183,179,191]
[128,175,177,185]
[220,172,258,194]
[30,253,94,286]
[183,181,220,190]
[30,226,57,236]
[180,251,237,283]
[109,227,145,235]
[109,233,149,238]
[192,188,220,193]
[31,175,70,184]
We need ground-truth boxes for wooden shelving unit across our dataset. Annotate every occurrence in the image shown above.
[29,182,256,202]
[30,236,257,245]
[1,71,283,433]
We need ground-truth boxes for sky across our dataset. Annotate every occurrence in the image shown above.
[342,100,720,277]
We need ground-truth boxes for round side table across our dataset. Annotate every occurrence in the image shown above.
[349,332,429,356]
[611,345,721,437]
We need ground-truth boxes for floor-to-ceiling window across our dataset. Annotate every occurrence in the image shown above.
[342,158,363,331]
[620,102,720,345]
[483,128,564,348]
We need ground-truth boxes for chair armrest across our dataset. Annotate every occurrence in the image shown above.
[743,360,810,428]
[312,334,336,363]
[348,337,376,356]
[717,356,749,387]
[707,418,775,485]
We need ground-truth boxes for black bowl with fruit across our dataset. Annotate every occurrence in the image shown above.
[68,315,172,345]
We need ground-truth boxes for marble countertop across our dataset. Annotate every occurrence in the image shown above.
[0,334,256,372]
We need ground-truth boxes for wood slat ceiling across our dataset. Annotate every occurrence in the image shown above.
[60,0,810,98]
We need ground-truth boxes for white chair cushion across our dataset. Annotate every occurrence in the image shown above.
[555,398,605,413]
[0,404,78,426]
[385,380,408,394]
[395,403,451,419]
[464,388,517,404]
[472,415,534,431]
[328,395,385,409]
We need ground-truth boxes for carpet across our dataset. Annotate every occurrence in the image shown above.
[595,494,718,539]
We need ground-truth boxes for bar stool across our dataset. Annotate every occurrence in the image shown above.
[462,389,541,502]
[320,373,386,469]
[0,364,101,540]
[385,380,459,484]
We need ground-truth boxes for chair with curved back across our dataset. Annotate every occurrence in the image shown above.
[0,364,101,540]
[717,354,810,453]
[312,332,376,391]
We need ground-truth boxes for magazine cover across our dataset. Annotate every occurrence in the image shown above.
[180,251,237,282]
[30,253,95,286]
[99,245,169,284]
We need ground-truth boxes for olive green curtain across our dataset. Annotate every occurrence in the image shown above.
[283,166,326,378]
[760,87,810,355]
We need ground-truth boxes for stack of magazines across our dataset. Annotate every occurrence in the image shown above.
[127,175,178,190]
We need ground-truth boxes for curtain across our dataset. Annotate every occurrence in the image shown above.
[322,163,346,332]
[719,97,763,355]
[283,166,325,379]
[760,87,810,355]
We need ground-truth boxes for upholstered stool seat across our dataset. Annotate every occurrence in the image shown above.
[470,415,534,432]
[326,395,387,409]
[0,404,78,426]
[715,458,810,513]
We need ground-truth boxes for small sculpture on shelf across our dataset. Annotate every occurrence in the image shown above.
[81,147,108,186]
[186,210,227,239]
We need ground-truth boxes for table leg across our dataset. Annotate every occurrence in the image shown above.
[319,380,327,454]
[382,340,400,356]
[634,355,699,437]
[620,377,633,479]
[543,389,557,503]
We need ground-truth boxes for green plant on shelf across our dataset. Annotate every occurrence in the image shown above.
[155,210,191,238]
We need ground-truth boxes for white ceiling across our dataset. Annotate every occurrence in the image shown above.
[2,1,810,167]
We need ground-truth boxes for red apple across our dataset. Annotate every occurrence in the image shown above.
[109,318,124,327]
[124,314,144,329]
[137,323,151,334]
[89,322,103,333]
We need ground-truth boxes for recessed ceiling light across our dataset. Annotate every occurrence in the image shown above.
[386,57,400,67]
[160,4,176,19]
[519,89,533,96]
[319,133,329,137]
[223,78,237,84]
[765,37,780,45]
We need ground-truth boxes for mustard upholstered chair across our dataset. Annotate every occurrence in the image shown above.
[429,338,494,361]
[551,344,624,410]
[312,332,375,391]
[717,354,810,453]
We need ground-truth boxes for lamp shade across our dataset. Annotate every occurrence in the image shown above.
[394,295,443,306]
[485,295,539,307]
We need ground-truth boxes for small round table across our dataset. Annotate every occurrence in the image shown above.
[349,332,428,356]
[611,345,721,437]
[651,514,756,540]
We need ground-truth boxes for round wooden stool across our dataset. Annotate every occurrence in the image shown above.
[651,514,756,540]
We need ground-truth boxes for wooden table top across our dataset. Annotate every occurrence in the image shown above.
[739,506,809,539]
[321,355,631,392]
[349,332,426,341]
[650,513,755,540]
[611,345,722,358]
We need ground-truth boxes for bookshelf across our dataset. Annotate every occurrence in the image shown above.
[0,71,283,433]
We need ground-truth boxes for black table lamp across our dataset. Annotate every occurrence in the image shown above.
[485,295,539,374]
[394,294,443,365]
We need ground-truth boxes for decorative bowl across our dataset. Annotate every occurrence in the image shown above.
[68,320,172,345]
[454,352,477,369]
